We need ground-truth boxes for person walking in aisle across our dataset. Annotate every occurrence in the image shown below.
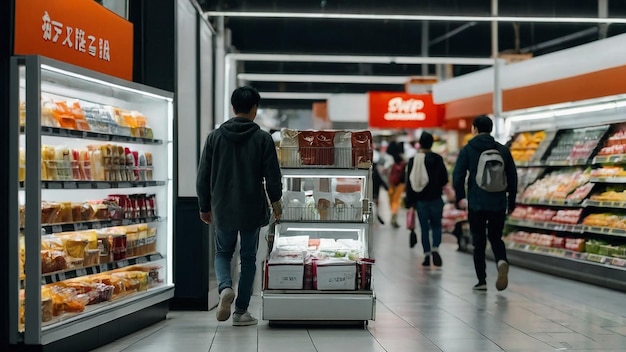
[405,132,449,267]
[452,115,518,291]
[372,147,388,224]
[386,141,406,228]
[197,86,283,326]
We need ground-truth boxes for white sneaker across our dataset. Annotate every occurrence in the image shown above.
[216,288,235,321]
[496,262,509,291]
[232,311,258,326]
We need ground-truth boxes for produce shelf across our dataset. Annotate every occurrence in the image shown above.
[40,253,164,285]
[20,180,166,189]
[506,218,584,233]
[21,126,163,145]
[583,199,626,209]
[593,154,626,165]
[583,225,626,238]
[39,216,162,234]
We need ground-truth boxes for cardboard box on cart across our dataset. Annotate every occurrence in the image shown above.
[314,261,356,290]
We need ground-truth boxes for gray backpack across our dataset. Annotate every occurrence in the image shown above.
[475,149,507,192]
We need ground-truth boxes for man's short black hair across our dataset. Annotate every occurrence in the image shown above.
[231,86,261,114]
[473,115,493,133]
[419,131,434,149]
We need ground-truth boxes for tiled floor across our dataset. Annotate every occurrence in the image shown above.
[93,209,626,352]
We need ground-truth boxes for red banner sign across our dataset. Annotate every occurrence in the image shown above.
[14,0,133,81]
[368,92,442,129]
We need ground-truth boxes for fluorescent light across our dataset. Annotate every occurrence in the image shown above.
[506,111,555,122]
[206,11,626,24]
[238,73,408,84]
[228,53,495,66]
[552,102,616,116]
[285,228,357,232]
[261,92,332,100]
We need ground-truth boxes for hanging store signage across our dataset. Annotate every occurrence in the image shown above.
[368,92,442,129]
[14,0,133,80]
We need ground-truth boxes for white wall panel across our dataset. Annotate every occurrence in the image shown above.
[327,94,368,122]
[433,33,626,104]
[176,0,198,197]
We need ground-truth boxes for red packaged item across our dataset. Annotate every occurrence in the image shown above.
[298,130,335,165]
[125,148,136,181]
[351,130,373,168]
[71,149,81,180]
[146,194,156,217]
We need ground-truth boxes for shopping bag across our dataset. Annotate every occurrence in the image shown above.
[406,208,416,230]
[409,230,418,248]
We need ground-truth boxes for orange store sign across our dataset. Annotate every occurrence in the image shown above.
[368,92,442,129]
[14,0,133,81]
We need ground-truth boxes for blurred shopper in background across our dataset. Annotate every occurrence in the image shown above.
[385,140,406,228]
[372,147,388,224]
[405,132,449,266]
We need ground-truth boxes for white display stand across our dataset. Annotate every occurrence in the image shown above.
[262,157,376,326]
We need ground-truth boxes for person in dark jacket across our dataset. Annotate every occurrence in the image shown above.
[452,115,517,291]
[405,132,449,267]
[197,86,282,326]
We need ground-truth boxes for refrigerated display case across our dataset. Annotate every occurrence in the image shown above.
[262,133,376,325]
[9,56,174,348]
[504,118,626,292]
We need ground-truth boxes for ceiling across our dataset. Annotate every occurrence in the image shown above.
[200,0,626,109]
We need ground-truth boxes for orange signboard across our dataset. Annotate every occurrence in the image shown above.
[14,0,133,81]
[368,92,442,129]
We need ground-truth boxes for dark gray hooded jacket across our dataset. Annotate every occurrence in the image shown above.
[196,117,282,230]
[452,133,517,212]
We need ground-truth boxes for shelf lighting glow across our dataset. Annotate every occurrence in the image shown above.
[41,65,174,102]
[504,95,626,123]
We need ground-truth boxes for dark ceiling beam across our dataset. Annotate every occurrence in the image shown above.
[520,27,599,53]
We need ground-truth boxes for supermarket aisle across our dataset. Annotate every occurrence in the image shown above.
[93,212,626,352]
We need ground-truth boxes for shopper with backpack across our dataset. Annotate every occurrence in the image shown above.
[405,132,449,267]
[452,115,518,291]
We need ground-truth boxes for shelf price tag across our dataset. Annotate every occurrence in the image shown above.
[136,256,148,264]
[52,225,63,234]
[57,272,66,281]
[587,254,608,264]
[116,260,130,268]
[611,258,626,267]
[76,268,88,277]
[99,264,108,272]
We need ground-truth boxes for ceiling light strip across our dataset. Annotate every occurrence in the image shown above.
[206,11,626,24]
[238,73,408,84]
[228,53,495,66]
[261,92,333,100]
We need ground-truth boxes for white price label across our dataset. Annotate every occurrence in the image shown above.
[57,272,66,281]
[52,225,63,233]
[76,268,87,277]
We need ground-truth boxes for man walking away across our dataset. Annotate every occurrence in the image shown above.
[405,132,448,267]
[452,115,517,291]
[197,86,283,325]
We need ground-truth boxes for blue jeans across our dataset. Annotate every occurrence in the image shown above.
[215,226,260,313]
[415,198,444,254]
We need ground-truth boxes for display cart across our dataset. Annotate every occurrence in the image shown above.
[261,132,376,326]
